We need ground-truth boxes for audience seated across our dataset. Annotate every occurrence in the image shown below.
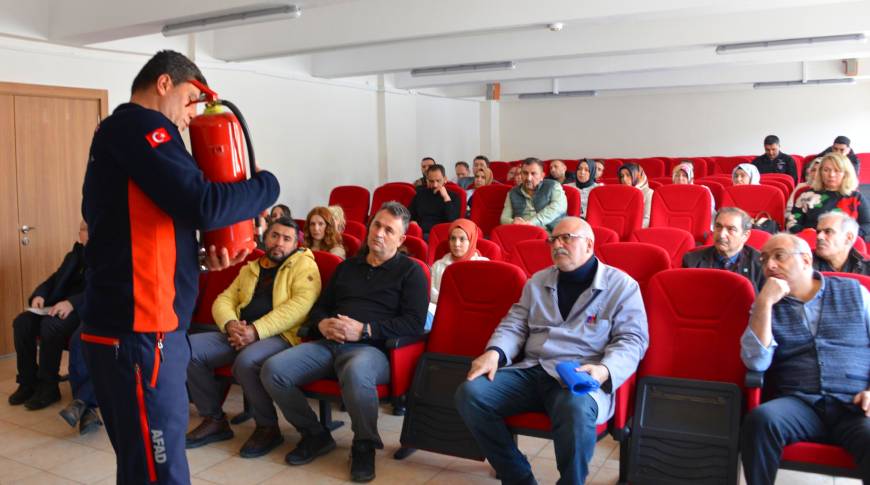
[740,233,870,484]
[817,135,860,174]
[506,165,520,186]
[10,220,88,410]
[786,157,821,214]
[186,217,321,458]
[414,157,435,187]
[672,161,716,219]
[328,205,347,233]
[500,157,567,232]
[428,219,489,327]
[813,211,868,275]
[752,135,798,184]
[454,161,473,188]
[682,207,765,293]
[572,158,601,218]
[466,166,493,216]
[618,162,654,228]
[304,207,346,258]
[733,163,761,185]
[472,155,490,176]
[455,217,649,485]
[260,202,427,482]
[408,163,461,239]
[61,326,102,434]
[787,153,870,238]
[594,160,605,183]
[546,159,576,184]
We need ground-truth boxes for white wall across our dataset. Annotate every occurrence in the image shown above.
[0,37,482,217]
[499,84,870,160]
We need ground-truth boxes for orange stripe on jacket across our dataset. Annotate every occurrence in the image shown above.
[128,180,179,332]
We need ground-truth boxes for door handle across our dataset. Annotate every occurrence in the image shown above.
[20,225,35,234]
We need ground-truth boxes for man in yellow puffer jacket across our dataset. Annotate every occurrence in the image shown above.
[185,217,321,458]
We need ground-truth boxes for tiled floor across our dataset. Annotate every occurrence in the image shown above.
[0,354,860,484]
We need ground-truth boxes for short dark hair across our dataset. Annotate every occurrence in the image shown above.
[834,135,851,146]
[421,157,435,163]
[131,50,207,95]
[715,207,752,233]
[763,135,780,146]
[267,216,301,241]
[473,155,490,166]
[427,164,446,177]
[374,201,411,234]
[522,157,544,170]
[455,161,469,170]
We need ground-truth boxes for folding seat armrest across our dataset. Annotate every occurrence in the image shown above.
[385,335,428,406]
[745,370,764,410]
[611,372,636,441]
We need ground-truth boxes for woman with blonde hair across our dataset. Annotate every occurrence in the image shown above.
[304,207,346,258]
[466,167,493,216]
[788,153,870,237]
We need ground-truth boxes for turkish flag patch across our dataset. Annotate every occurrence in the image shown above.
[145,127,172,148]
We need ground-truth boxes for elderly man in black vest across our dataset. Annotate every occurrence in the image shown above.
[739,233,870,484]
[500,157,567,232]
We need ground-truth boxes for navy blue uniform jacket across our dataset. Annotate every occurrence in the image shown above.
[81,103,279,336]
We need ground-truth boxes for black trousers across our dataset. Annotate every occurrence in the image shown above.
[12,311,79,385]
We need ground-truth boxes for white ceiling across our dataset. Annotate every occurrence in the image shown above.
[2,0,870,98]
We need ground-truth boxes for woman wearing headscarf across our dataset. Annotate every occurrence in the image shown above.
[618,162,654,227]
[787,152,870,237]
[427,219,489,329]
[672,161,716,220]
[573,159,601,218]
[732,163,761,185]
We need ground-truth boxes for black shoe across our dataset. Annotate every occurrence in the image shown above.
[285,430,336,466]
[350,440,376,483]
[185,416,234,449]
[79,408,103,435]
[8,384,35,405]
[59,399,88,427]
[24,382,60,410]
[239,426,284,458]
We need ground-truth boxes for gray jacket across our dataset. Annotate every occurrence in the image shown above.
[486,262,649,424]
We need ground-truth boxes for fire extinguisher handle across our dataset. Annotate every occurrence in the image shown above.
[217,99,257,178]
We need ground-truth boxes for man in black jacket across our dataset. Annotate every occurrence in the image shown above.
[408,164,460,239]
[752,135,798,185]
[813,211,868,275]
[9,221,88,409]
[683,207,766,293]
[817,135,860,175]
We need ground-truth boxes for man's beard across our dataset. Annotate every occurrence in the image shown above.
[267,248,289,264]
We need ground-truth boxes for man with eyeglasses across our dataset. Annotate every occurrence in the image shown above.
[456,217,649,485]
[739,233,870,484]
[81,50,280,484]
[682,207,765,293]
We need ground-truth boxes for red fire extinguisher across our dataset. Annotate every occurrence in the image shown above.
[187,79,260,257]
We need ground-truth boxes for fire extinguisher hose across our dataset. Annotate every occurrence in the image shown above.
[216,99,256,177]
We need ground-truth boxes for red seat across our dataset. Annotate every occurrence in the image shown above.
[759,178,790,202]
[591,225,619,252]
[490,224,548,261]
[312,250,343,286]
[469,184,513,238]
[760,173,795,194]
[401,235,429,261]
[489,161,511,183]
[585,185,645,241]
[648,184,713,244]
[562,184,581,217]
[721,185,786,229]
[603,159,623,178]
[745,229,772,251]
[328,185,370,224]
[508,239,552,277]
[426,222,455,265]
[857,152,870,183]
[444,182,468,217]
[628,227,695,269]
[636,158,665,178]
[713,157,745,175]
[191,249,264,329]
[341,233,361,257]
[370,182,417,219]
[596,242,671,294]
[343,220,367,242]
[854,237,868,258]
[652,176,673,186]
[407,221,423,239]
[433,238,502,263]
[614,269,756,482]
[696,180,725,209]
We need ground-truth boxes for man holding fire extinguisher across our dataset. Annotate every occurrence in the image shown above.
[80,50,279,484]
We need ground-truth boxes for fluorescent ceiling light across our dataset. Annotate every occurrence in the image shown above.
[411,61,516,77]
[753,78,856,89]
[717,33,866,54]
[163,5,302,37]
[518,90,597,99]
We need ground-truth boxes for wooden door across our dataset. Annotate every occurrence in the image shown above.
[0,95,23,352]
[14,96,100,307]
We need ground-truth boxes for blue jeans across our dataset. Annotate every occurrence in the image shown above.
[68,326,97,408]
[455,365,599,485]
[740,395,870,485]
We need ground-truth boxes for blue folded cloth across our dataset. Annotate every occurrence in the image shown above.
[556,361,600,395]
